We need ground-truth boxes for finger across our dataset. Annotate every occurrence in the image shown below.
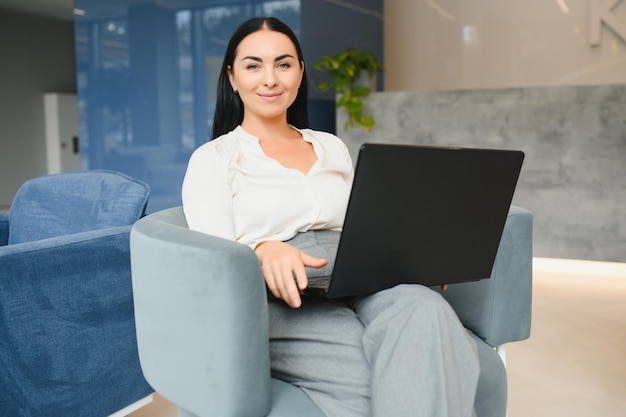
[264,259,290,301]
[272,264,289,302]
[301,253,328,269]
[441,284,448,292]
[293,263,308,290]
[261,264,282,299]
[256,243,302,306]
[280,264,302,308]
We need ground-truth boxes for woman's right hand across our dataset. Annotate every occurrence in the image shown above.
[254,240,328,308]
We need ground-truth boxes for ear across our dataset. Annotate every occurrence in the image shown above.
[227,65,237,92]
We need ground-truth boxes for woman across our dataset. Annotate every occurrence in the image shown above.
[182,17,479,417]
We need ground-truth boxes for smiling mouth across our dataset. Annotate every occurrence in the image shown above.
[259,92,282,101]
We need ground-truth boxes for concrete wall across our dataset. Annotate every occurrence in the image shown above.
[337,85,626,263]
[0,8,76,207]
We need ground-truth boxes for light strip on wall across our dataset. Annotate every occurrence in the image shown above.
[427,0,456,21]
[556,0,570,14]
[322,0,383,19]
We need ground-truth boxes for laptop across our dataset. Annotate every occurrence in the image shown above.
[295,143,524,299]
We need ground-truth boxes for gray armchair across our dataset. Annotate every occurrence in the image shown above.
[130,205,532,417]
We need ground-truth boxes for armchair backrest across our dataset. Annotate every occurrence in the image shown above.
[8,170,150,244]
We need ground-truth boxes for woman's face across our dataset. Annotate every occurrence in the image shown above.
[228,29,304,125]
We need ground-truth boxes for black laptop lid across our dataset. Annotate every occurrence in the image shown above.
[326,143,524,298]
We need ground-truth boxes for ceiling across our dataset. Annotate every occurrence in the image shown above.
[0,0,74,20]
[0,0,271,21]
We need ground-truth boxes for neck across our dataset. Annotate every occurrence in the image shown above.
[241,115,295,140]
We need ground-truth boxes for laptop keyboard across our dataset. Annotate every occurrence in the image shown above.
[307,276,331,289]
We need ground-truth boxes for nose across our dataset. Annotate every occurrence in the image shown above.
[263,68,277,87]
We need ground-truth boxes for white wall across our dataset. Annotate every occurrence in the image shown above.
[0,8,76,207]
[384,0,626,91]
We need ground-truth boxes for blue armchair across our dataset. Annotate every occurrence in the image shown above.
[130,205,532,417]
[0,171,154,417]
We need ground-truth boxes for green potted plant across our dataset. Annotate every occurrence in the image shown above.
[313,48,384,132]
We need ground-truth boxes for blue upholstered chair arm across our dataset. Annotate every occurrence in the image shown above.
[131,207,273,417]
[436,205,533,347]
[0,226,152,417]
[0,212,8,246]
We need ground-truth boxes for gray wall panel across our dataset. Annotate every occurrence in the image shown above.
[337,85,626,262]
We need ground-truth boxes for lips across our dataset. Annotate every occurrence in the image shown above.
[258,92,282,102]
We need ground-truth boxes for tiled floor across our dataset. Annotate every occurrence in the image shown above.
[130,259,626,417]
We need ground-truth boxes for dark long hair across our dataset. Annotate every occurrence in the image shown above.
[211,17,309,139]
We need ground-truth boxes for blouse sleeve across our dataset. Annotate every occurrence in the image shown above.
[181,142,236,241]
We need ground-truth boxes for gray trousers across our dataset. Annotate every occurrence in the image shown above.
[268,284,480,417]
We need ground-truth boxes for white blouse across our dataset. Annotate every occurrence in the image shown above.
[181,126,354,248]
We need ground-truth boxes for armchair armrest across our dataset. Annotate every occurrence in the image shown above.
[0,226,152,417]
[0,212,8,246]
[130,207,272,417]
[436,205,533,347]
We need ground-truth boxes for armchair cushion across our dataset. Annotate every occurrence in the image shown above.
[0,212,8,246]
[0,226,152,417]
[8,170,149,244]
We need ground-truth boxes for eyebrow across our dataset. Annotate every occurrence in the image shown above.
[241,54,296,62]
